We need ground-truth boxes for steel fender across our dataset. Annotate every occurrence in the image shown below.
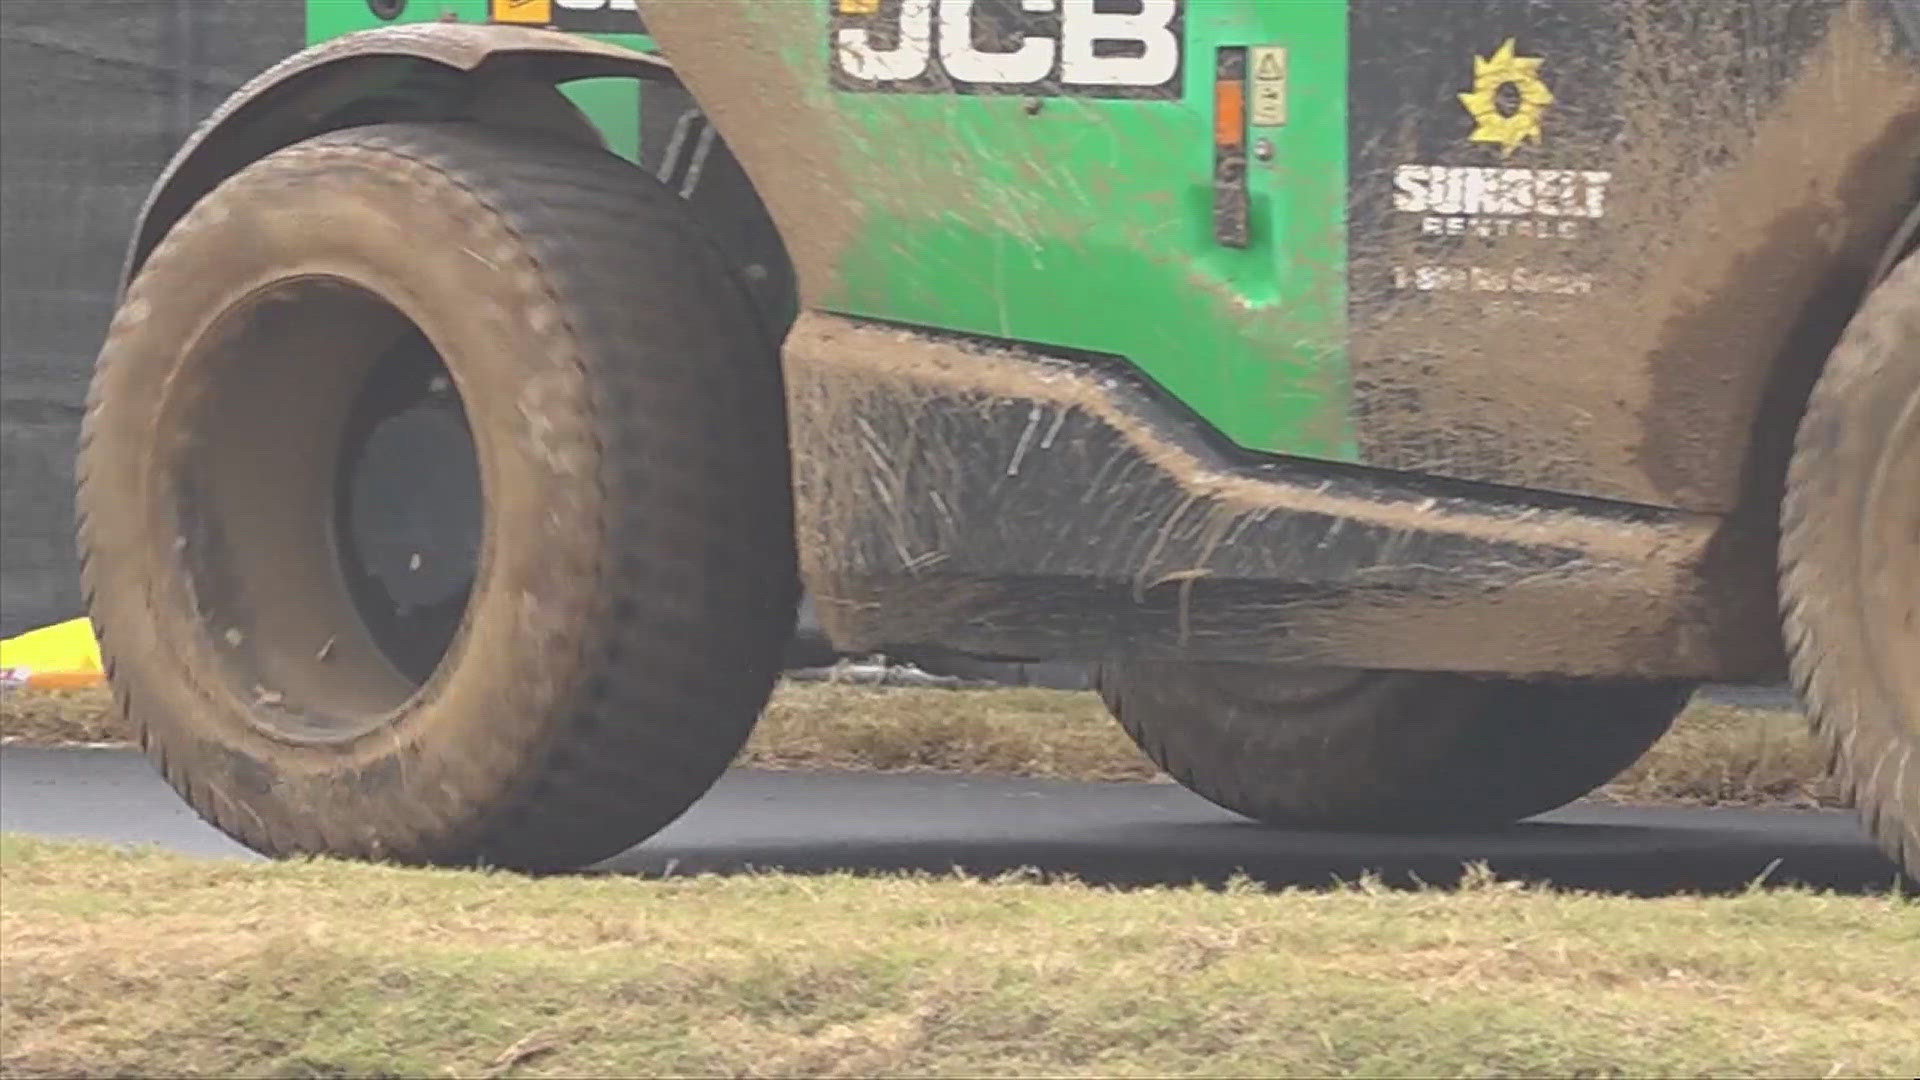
[121,23,672,294]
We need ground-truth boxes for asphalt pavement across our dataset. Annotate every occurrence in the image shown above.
[1,746,1903,896]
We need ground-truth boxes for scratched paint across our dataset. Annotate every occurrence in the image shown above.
[774,0,1357,463]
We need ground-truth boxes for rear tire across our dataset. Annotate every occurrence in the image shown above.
[1097,663,1685,831]
[1780,252,1919,881]
[77,123,797,871]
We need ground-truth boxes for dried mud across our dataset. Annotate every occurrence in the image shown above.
[656,0,1915,516]
[638,1,863,305]
[645,0,1912,675]
[1353,3,1920,511]
[783,314,1773,676]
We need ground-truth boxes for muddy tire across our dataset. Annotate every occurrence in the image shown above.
[1097,664,1685,831]
[1780,253,1919,881]
[77,123,796,871]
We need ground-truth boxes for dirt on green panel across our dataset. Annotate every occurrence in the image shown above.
[643,0,1358,463]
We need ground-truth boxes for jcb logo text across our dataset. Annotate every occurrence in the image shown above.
[831,0,1184,98]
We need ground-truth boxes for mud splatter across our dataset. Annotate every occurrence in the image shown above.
[783,313,1780,678]
[1351,2,1920,511]
[639,1,863,304]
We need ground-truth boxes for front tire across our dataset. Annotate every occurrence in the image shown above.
[78,123,797,871]
[1097,663,1685,831]
[1780,252,1919,880]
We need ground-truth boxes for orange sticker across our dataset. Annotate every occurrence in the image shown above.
[1214,79,1245,149]
[491,0,553,25]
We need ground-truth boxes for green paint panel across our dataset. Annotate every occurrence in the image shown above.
[785,0,1354,460]
[305,0,490,45]
[559,78,641,163]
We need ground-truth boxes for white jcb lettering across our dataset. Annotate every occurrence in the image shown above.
[1059,0,1179,87]
[834,0,1182,93]
[939,0,1056,85]
[837,0,934,82]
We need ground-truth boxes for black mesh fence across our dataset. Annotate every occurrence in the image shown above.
[0,0,302,634]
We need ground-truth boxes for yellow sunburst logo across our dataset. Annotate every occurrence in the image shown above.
[1457,38,1554,157]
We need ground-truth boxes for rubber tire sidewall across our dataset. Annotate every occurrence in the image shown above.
[1098,662,1685,832]
[79,124,793,866]
[1781,253,1920,878]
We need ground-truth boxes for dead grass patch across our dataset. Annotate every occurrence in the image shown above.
[0,835,1913,1078]
[2,683,1837,806]
[745,682,1147,780]
[0,688,122,746]
[1602,700,1836,808]
[747,684,1838,806]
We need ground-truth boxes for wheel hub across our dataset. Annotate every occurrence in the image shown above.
[336,331,482,686]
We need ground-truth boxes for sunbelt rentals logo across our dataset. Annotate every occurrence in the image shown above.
[1389,37,1613,296]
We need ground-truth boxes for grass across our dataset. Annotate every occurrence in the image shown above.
[1,834,1914,1078]
[0,688,124,747]
[2,683,1837,807]
[747,682,1157,781]
[1603,700,1834,808]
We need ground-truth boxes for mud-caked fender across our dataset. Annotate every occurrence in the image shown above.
[121,23,673,295]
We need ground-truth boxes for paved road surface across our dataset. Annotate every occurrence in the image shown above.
[1,747,1902,895]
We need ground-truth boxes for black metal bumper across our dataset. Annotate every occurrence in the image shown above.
[784,314,1784,680]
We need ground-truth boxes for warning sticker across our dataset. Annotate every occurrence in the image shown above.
[1250,46,1287,127]
[490,0,552,24]
[489,0,644,33]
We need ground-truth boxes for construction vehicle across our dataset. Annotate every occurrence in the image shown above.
[78,0,1917,877]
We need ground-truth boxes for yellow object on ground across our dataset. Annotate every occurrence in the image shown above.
[0,618,104,689]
